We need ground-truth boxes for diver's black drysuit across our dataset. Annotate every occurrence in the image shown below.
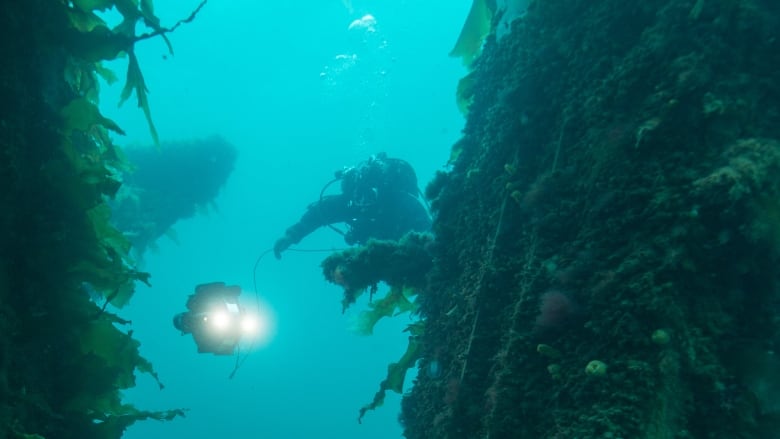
[273,153,431,258]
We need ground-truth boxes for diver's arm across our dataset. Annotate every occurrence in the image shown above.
[284,194,351,242]
[274,195,351,258]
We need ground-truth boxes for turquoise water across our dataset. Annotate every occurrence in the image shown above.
[100,1,469,437]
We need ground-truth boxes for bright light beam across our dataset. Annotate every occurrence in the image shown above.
[240,297,276,348]
[211,311,230,331]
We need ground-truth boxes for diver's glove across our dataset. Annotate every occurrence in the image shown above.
[273,235,294,259]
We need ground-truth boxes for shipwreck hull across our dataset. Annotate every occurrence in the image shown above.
[401,1,780,437]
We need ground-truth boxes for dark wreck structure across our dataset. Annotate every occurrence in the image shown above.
[324,0,780,437]
[111,136,237,256]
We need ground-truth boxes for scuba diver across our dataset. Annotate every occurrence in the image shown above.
[173,282,258,355]
[273,152,432,259]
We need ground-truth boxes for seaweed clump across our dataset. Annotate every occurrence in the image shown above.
[1,1,195,437]
[321,232,434,422]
